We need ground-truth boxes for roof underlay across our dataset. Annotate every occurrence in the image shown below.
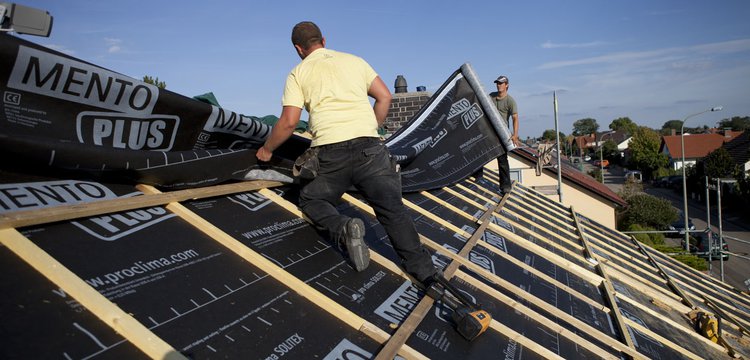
[2,170,749,359]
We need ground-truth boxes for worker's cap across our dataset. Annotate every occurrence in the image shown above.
[494,75,509,84]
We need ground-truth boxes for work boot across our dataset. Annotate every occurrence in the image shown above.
[342,218,369,272]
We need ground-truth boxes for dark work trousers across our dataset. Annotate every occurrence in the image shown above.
[473,153,512,191]
[298,137,437,283]
[496,153,512,191]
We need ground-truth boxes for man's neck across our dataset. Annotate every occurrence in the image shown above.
[496,90,508,99]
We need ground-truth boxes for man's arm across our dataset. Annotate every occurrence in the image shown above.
[256,106,302,161]
[368,76,392,126]
[511,113,520,146]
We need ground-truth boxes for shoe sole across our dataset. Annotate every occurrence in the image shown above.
[345,218,369,272]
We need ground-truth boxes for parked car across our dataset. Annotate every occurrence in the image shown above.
[624,170,642,183]
[667,212,695,237]
[654,176,669,187]
[593,159,609,167]
[665,175,683,189]
[681,232,729,261]
[583,155,591,161]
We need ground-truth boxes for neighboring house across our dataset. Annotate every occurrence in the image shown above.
[660,130,743,170]
[570,130,631,159]
[482,147,627,228]
[723,131,750,174]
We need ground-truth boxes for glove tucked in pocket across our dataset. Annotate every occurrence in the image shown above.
[292,147,320,180]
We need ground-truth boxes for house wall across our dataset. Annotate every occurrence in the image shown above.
[484,156,618,228]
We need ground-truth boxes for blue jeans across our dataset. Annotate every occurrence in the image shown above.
[299,137,437,283]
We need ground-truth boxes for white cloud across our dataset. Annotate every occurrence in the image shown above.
[105,37,123,54]
[538,39,750,70]
[541,41,608,49]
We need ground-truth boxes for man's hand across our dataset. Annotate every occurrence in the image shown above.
[511,134,520,146]
[256,146,273,162]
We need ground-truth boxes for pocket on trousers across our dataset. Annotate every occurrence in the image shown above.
[293,147,320,180]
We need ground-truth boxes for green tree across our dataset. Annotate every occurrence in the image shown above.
[609,117,638,135]
[661,120,682,135]
[601,139,619,162]
[541,129,565,142]
[143,75,167,89]
[701,147,736,179]
[628,126,667,179]
[572,118,599,136]
[718,116,750,131]
[618,193,678,230]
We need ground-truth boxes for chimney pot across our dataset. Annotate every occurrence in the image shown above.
[394,75,407,93]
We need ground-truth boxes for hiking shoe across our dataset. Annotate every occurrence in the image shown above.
[343,218,369,272]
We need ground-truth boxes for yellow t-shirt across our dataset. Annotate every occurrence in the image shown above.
[282,48,380,147]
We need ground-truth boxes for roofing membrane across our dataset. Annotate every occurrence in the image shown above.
[2,169,748,359]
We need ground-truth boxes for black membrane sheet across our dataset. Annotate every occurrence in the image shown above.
[10,181,377,359]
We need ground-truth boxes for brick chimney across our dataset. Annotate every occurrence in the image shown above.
[382,75,430,138]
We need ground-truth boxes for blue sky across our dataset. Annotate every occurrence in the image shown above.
[14,0,750,139]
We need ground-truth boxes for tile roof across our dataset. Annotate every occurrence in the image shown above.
[661,131,744,159]
[723,131,750,166]
[512,146,627,207]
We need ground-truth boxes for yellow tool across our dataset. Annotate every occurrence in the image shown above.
[426,274,491,341]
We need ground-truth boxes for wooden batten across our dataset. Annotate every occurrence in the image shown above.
[0,180,283,229]
[0,228,187,360]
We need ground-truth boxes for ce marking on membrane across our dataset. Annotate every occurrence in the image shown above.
[4,91,21,105]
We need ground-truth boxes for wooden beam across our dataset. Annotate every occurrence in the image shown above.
[630,236,696,309]
[442,187,487,210]
[342,192,657,360]
[0,180,283,229]
[137,185,427,360]
[254,189,428,360]
[616,294,728,354]
[457,272,645,360]
[572,209,637,354]
[374,192,505,360]
[0,228,186,360]
[623,318,704,360]
[486,221,604,285]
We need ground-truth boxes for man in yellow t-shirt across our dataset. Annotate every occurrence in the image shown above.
[256,22,438,285]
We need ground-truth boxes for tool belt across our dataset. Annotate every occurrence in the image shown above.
[292,147,320,180]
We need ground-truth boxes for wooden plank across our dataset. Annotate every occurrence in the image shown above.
[703,296,750,337]
[616,294,728,354]
[342,192,653,360]
[457,272,645,360]
[623,318,704,360]
[506,193,577,231]
[442,187,487,210]
[419,191,477,222]
[605,266,686,306]
[492,212,588,264]
[0,228,187,360]
[138,185,427,360]
[453,183,495,205]
[630,236,696,309]
[476,238,609,312]
[0,180,283,229]
[511,183,571,218]
[374,192,505,360]
[255,188,428,360]
[502,205,581,243]
[643,245,750,310]
[572,209,637,355]
[402,198,472,239]
[486,221,604,285]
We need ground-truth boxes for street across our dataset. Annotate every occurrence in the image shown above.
[589,162,750,291]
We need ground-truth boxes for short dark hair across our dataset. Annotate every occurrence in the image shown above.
[291,21,323,50]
